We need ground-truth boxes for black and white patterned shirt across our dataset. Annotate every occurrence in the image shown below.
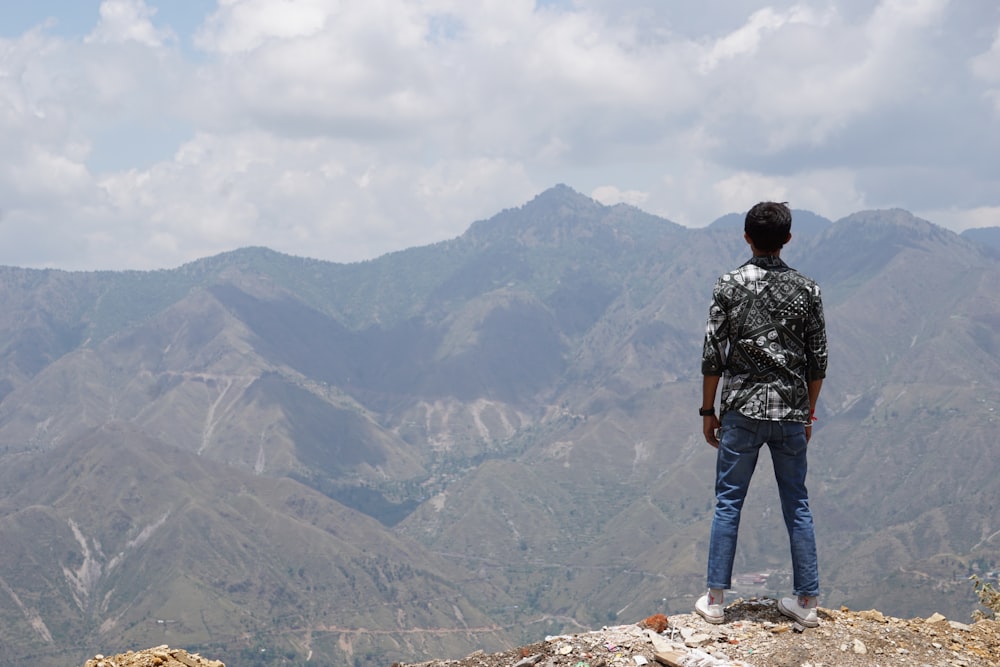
[702,255,828,423]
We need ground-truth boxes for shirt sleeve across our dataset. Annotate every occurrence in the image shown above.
[701,281,728,376]
[805,284,828,380]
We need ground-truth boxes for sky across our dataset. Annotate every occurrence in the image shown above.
[1,0,999,270]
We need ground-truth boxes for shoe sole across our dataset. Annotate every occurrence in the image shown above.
[777,599,819,628]
[695,607,725,624]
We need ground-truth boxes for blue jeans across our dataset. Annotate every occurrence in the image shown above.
[706,412,819,597]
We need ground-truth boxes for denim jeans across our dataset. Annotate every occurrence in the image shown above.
[706,411,819,597]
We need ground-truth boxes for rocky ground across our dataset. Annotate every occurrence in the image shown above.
[81,646,224,667]
[395,598,999,667]
[80,598,999,667]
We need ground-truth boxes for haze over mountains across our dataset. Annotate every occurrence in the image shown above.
[0,185,997,667]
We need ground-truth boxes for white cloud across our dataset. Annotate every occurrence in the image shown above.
[195,0,329,53]
[591,186,649,208]
[711,169,864,222]
[86,0,174,46]
[76,130,535,269]
[918,205,1000,233]
[687,0,954,154]
[0,0,998,269]
[698,6,813,74]
[971,23,1000,113]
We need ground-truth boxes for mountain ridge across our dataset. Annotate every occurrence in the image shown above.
[0,185,997,666]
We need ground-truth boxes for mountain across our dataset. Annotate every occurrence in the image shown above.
[962,226,1000,254]
[0,185,998,666]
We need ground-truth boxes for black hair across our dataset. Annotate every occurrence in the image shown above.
[744,201,791,252]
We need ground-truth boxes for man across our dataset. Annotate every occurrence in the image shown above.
[696,201,828,627]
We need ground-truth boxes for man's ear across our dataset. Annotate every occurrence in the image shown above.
[744,232,753,246]
[785,232,792,245]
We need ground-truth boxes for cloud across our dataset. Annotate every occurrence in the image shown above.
[971,22,1000,112]
[85,0,175,46]
[0,0,998,269]
[591,186,649,208]
[195,0,329,53]
[711,169,864,221]
[923,205,1000,232]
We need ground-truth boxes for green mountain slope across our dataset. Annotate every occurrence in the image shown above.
[0,423,511,666]
[0,185,997,666]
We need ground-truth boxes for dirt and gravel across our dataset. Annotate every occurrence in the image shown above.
[81,598,999,667]
[81,646,224,667]
[391,598,1000,667]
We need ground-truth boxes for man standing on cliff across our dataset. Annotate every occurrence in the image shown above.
[696,201,828,627]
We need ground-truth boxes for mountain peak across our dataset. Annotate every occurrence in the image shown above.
[526,183,602,209]
[836,208,942,234]
[461,184,682,249]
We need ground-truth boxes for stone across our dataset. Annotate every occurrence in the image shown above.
[171,652,205,667]
[858,610,886,623]
[639,614,669,633]
[853,639,867,654]
[683,633,711,647]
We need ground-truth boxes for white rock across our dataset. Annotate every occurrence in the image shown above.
[684,633,712,647]
[853,638,867,654]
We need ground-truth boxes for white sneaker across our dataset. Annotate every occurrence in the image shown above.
[778,595,819,627]
[694,590,725,624]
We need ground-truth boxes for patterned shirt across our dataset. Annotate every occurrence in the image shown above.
[702,255,828,423]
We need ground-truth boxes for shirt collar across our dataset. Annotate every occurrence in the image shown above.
[743,255,789,270]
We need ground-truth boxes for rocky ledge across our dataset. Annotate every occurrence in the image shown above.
[394,598,999,667]
[81,598,1000,667]
[83,645,224,667]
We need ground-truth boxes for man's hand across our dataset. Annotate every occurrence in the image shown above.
[702,375,722,448]
[703,414,721,448]
[805,424,812,443]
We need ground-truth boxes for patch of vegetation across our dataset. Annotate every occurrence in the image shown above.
[971,574,1000,620]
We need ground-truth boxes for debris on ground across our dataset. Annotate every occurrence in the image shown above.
[392,597,1000,667]
[82,645,225,667]
[81,599,1000,667]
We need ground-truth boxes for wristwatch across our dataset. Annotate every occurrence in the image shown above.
[699,407,715,416]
